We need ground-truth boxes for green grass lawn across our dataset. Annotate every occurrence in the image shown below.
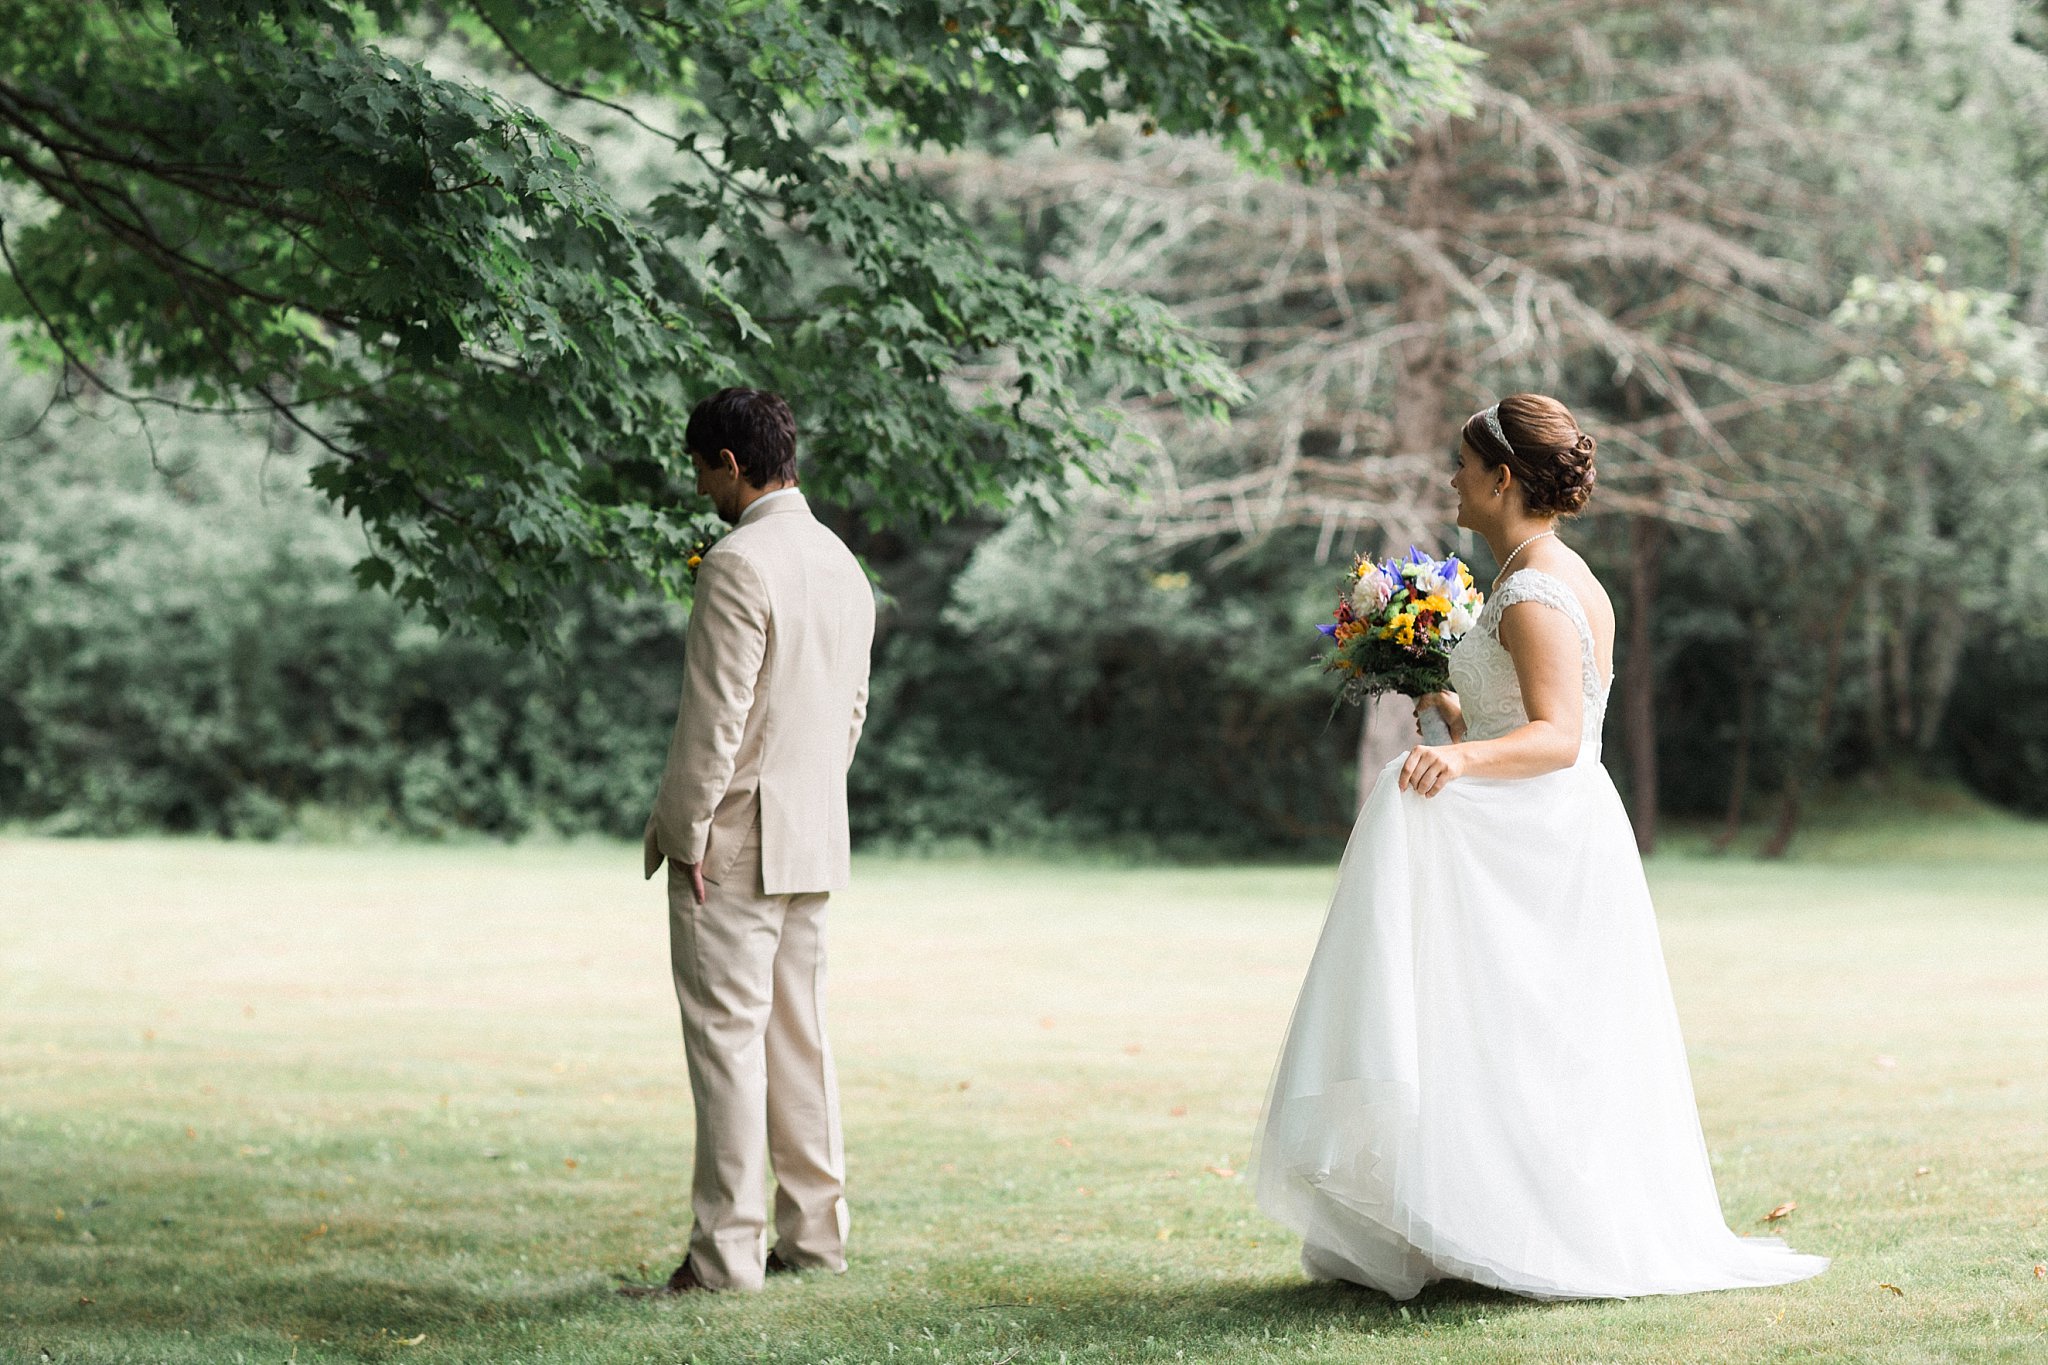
[3,828,2046,1364]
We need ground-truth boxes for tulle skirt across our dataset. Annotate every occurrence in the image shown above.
[1253,751,1827,1300]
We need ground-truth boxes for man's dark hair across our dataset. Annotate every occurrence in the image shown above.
[685,387,798,488]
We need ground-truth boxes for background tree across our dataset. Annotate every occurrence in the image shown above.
[8,1,2047,851]
[929,1,1841,836]
[911,0,2048,854]
[1666,0,2048,853]
[0,0,1471,643]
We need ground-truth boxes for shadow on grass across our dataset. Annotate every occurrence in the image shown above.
[994,1274,1539,1334]
[9,1214,1564,1363]
[598,1260,1548,1357]
[8,1254,600,1333]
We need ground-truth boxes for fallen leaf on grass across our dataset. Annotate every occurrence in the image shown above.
[1169,1106,1187,1118]
[1879,1283,1904,1296]
[1204,1164,1237,1180]
[1053,1136,1072,1149]
[184,1127,197,1141]
[76,1297,93,1306]
[1761,1202,1797,1223]
[398,1333,426,1346]
[303,1223,328,1240]
[1156,1228,1172,1242]
[1122,1044,1142,1056]
[2035,1264,2045,1279]
[564,1158,579,1170]
[1914,1166,1930,1177]
[1038,1017,1055,1030]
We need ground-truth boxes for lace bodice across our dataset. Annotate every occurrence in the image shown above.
[1446,568,1611,750]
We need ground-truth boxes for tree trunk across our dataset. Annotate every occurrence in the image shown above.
[1888,624,1914,746]
[1712,632,1759,853]
[1623,514,1665,853]
[1914,603,1969,755]
[1762,584,1858,859]
[1355,124,1457,811]
[1356,692,1416,809]
[1862,584,1887,760]
[1387,127,1459,462]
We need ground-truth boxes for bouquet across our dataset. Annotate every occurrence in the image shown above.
[1316,547,1484,743]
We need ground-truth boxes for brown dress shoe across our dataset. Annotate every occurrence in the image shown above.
[617,1258,710,1298]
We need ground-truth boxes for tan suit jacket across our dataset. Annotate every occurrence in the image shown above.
[643,492,875,895]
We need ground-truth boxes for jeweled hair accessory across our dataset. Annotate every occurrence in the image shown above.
[1480,403,1510,453]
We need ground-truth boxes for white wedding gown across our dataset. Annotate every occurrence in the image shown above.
[1254,568,1827,1300]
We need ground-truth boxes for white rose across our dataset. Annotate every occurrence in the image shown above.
[1447,602,1478,636]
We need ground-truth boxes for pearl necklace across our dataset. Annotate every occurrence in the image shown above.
[1493,529,1556,587]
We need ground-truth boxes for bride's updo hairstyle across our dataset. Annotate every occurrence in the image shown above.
[1460,393,1597,517]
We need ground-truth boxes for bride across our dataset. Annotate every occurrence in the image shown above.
[1253,393,1827,1300]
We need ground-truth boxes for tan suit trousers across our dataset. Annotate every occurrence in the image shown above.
[666,825,848,1290]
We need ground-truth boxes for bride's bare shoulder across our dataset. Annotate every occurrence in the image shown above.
[1513,543,1613,626]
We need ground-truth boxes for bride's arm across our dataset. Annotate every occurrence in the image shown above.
[1398,602,1584,796]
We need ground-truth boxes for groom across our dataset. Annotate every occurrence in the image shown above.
[624,387,876,1297]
